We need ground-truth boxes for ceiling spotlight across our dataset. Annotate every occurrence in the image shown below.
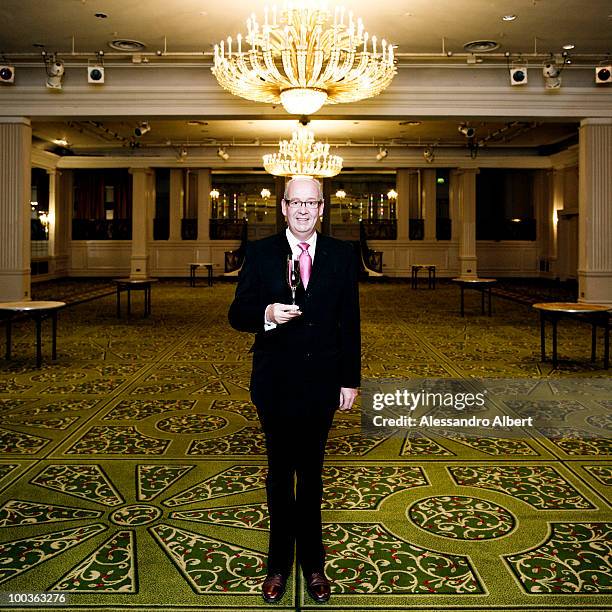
[543,61,562,89]
[0,65,15,84]
[44,53,65,90]
[595,65,612,84]
[217,147,229,160]
[375,147,388,161]
[87,64,104,84]
[179,147,188,158]
[423,146,435,163]
[510,64,528,85]
[458,124,476,138]
[134,122,151,137]
[502,14,517,21]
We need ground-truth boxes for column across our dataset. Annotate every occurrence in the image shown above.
[169,169,183,241]
[457,168,479,278]
[275,177,285,233]
[321,178,331,236]
[129,168,152,279]
[0,118,31,301]
[533,169,553,276]
[197,168,211,241]
[578,118,612,304]
[395,169,411,241]
[421,168,437,240]
[449,169,461,241]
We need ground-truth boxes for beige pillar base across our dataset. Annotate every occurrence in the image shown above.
[130,255,150,280]
[458,256,478,279]
[578,271,612,305]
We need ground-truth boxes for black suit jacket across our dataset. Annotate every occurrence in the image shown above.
[228,232,361,409]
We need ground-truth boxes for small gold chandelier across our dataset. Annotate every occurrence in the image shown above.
[212,3,396,115]
[263,126,343,178]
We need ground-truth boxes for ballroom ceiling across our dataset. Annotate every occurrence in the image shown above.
[5,0,608,156]
[3,0,611,56]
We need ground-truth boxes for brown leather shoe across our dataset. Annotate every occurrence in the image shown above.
[262,573,286,604]
[305,571,331,603]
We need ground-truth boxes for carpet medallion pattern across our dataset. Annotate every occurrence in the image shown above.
[0,281,609,610]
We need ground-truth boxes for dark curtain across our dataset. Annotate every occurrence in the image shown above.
[111,170,132,219]
[73,171,105,219]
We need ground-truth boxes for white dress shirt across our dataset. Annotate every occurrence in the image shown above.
[264,229,317,330]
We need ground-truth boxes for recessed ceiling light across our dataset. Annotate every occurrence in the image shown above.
[108,39,146,51]
[562,43,575,50]
[463,40,500,52]
[502,14,517,21]
[95,12,108,19]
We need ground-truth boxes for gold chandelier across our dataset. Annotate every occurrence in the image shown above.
[212,3,396,115]
[263,126,343,178]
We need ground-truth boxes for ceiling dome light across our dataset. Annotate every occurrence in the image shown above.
[463,40,500,52]
[279,88,329,116]
[108,39,146,51]
[501,14,517,21]
[212,4,396,115]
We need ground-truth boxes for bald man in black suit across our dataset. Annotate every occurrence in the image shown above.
[229,177,361,604]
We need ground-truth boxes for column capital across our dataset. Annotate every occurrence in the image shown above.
[580,118,612,127]
[0,117,31,126]
[128,167,153,176]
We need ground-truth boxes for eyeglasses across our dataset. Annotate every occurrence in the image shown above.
[286,199,322,209]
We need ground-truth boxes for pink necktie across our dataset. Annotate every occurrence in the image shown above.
[298,242,312,289]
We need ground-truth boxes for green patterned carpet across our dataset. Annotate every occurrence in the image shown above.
[0,280,610,611]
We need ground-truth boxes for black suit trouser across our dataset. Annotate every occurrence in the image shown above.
[257,398,335,577]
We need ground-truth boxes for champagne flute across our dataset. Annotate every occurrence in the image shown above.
[287,255,301,306]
